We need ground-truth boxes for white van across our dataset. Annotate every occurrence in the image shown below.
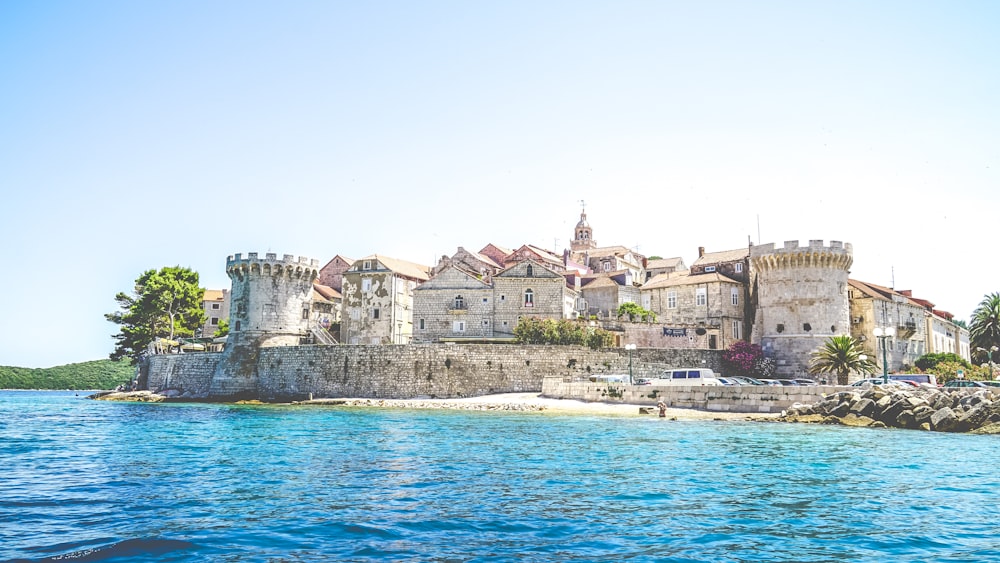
[647,368,723,386]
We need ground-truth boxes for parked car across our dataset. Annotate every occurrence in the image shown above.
[980,381,1000,388]
[588,374,629,383]
[728,376,766,385]
[888,374,938,388]
[717,377,739,385]
[851,378,909,387]
[758,379,783,386]
[943,380,987,388]
[793,379,818,386]
[776,379,800,386]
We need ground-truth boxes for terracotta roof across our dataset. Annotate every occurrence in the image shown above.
[642,271,740,290]
[692,247,749,266]
[321,255,354,269]
[581,276,621,289]
[203,289,226,302]
[481,243,513,256]
[357,254,431,281]
[312,283,341,301]
[646,257,684,269]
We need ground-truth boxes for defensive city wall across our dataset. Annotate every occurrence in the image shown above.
[143,344,828,412]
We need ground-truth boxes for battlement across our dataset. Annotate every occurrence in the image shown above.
[226,252,320,279]
[750,240,853,271]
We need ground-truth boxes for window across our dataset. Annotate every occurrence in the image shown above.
[453,321,466,333]
[482,297,488,303]
[731,288,739,306]
[696,288,707,306]
[372,308,380,320]
[363,260,372,270]
[350,309,360,320]
[302,308,310,320]
[732,320,741,339]
[603,262,612,272]
[211,303,221,310]
[419,318,425,330]
[362,278,372,292]
[500,295,506,302]
[483,320,490,326]
[705,266,717,273]
[667,291,677,309]
[524,289,534,307]
[735,263,743,273]
[454,295,465,309]
[210,317,219,325]
[526,265,533,277]
[234,320,241,332]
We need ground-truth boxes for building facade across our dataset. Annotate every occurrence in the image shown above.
[340,255,430,345]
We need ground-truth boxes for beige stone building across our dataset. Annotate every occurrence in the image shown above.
[412,264,495,342]
[201,289,230,338]
[430,246,504,279]
[493,259,578,338]
[578,271,641,319]
[641,271,745,350]
[644,257,686,282]
[341,255,430,345]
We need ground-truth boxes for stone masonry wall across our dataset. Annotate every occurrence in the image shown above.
[147,353,222,397]
[144,344,726,401]
[543,378,834,413]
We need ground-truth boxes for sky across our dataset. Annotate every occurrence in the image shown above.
[1,1,997,368]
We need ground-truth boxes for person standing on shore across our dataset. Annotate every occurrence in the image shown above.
[657,400,667,417]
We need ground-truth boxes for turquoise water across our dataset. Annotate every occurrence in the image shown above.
[2,391,999,562]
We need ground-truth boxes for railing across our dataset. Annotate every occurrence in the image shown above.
[311,324,339,345]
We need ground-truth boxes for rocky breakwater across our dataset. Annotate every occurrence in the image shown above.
[779,385,1000,433]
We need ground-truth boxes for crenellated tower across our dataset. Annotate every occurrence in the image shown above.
[750,240,853,379]
[209,252,319,398]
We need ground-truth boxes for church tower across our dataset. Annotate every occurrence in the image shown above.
[570,201,596,252]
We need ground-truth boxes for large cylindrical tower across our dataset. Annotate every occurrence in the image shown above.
[750,240,853,379]
[209,252,319,399]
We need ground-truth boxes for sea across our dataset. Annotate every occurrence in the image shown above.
[2,390,999,563]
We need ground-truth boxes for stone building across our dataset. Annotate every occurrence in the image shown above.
[318,255,353,293]
[750,240,853,378]
[504,244,565,273]
[848,279,971,372]
[690,246,750,282]
[430,246,503,279]
[478,243,513,269]
[341,254,431,345]
[493,259,578,338]
[200,289,230,338]
[311,283,341,343]
[578,271,641,319]
[412,264,495,342]
[644,257,686,281]
[641,271,745,350]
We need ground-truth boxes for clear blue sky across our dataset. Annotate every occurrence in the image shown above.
[1,1,997,368]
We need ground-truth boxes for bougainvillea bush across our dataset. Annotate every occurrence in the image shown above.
[722,341,768,377]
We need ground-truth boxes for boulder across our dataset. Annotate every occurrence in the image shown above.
[930,407,959,432]
[849,398,876,418]
[840,413,877,427]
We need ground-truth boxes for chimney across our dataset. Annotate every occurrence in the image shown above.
[698,246,705,258]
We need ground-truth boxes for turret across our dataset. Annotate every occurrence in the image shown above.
[750,240,853,379]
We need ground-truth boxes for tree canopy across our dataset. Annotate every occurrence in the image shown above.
[106,266,206,364]
[970,293,1000,363]
[513,317,614,349]
[808,335,876,385]
[0,359,134,390]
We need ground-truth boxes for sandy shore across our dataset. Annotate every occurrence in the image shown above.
[93,390,778,420]
[303,392,778,420]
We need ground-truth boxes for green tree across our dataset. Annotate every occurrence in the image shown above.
[513,317,613,349]
[970,293,1000,362]
[914,352,970,372]
[616,302,656,322]
[106,266,206,364]
[213,318,230,338]
[808,335,876,385]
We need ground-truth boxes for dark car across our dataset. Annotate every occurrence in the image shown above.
[943,380,987,388]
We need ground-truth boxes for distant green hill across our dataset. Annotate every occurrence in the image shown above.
[0,359,135,390]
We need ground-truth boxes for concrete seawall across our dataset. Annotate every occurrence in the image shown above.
[542,378,833,413]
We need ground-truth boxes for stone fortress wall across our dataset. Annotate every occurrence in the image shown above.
[147,344,726,401]
[751,240,853,378]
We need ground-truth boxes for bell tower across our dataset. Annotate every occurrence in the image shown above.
[571,200,596,251]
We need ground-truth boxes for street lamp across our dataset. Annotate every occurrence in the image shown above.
[978,346,999,380]
[872,326,895,384]
[625,343,636,385]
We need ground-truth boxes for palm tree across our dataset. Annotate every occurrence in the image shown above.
[808,335,876,385]
[970,293,1000,358]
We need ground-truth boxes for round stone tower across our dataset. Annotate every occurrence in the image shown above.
[209,252,319,399]
[750,240,853,379]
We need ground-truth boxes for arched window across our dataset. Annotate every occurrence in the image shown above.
[526,265,533,277]
[524,288,534,307]
[454,295,464,309]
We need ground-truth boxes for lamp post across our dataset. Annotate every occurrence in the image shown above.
[872,326,895,384]
[625,343,636,385]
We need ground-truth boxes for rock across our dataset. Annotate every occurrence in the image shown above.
[931,407,959,432]
[849,398,876,418]
[840,413,876,427]
[971,422,1000,435]
[912,405,935,428]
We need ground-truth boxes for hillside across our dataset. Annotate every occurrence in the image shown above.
[0,359,135,390]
